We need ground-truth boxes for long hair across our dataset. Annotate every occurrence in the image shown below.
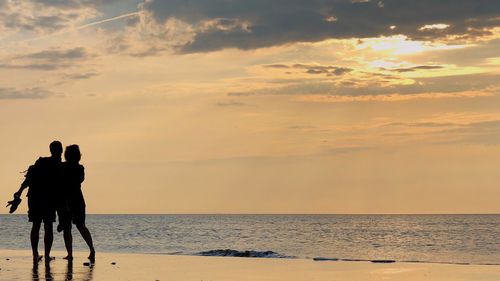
[64,144,81,163]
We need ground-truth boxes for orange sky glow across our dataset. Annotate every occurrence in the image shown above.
[1,0,499,214]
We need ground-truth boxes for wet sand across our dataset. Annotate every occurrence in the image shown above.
[1,249,500,281]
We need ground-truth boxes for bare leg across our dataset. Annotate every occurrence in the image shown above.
[31,221,41,261]
[76,224,95,261]
[63,225,73,260]
[43,223,54,260]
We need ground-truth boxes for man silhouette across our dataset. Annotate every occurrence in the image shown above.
[14,141,63,262]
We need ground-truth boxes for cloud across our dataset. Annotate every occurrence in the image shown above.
[23,47,88,60]
[64,72,99,80]
[227,73,499,101]
[418,24,450,31]
[104,13,194,57]
[384,65,445,73]
[265,63,353,76]
[136,0,500,53]
[0,87,54,99]
[0,47,92,71]
[437,120,500,145]
[387,122,461,128]
[174,145,375,165]
[406,38,500,66]
[323,145,374,156]
[372,116,500,146]
[0,0,104,34]
[216,101,247,107]
[31,1,117,9]
[288,125,318,130]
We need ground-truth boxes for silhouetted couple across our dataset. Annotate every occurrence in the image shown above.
[13,141,95,263]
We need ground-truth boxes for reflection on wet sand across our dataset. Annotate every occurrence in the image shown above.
[66,261,72,281]
[31,259,93,281]
[79,262,94,281]
[31,261,52,281]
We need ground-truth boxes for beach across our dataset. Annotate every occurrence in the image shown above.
[1,250,500,281]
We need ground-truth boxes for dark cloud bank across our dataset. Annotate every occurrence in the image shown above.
[141,0,500,53]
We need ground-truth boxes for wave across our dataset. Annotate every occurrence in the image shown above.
[195,249,293,258]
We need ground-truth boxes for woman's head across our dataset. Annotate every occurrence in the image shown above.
[64,144,81,163]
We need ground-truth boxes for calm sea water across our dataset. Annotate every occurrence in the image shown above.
[1,214,499,265]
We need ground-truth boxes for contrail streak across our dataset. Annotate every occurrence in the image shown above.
[75,11,142,31]
[21,11,143,43]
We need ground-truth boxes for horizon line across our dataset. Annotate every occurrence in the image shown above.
[3,213,500,216]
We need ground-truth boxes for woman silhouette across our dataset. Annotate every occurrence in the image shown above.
[61,145,95,262]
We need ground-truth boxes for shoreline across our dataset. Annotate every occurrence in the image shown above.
[1,249,500,281]
[2,246,500,267]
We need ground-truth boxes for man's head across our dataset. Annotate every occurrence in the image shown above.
[49,141,63,158]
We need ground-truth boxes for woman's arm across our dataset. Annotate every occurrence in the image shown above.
[79,165,85,184]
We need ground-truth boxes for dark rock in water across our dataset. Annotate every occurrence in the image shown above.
[313,257,339,261]
[371,260,396,263]
[111,262,116,265]
[197,249,284,258]
[83,262,90,266]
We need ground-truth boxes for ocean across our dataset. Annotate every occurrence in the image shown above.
[1,214,499,265]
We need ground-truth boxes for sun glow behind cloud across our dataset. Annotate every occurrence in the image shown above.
[356,35,466,55]
[418,23,451,31]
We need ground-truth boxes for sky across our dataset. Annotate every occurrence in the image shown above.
[1,0,499,214]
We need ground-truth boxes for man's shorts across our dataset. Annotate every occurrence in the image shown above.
[28,197,56,223]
